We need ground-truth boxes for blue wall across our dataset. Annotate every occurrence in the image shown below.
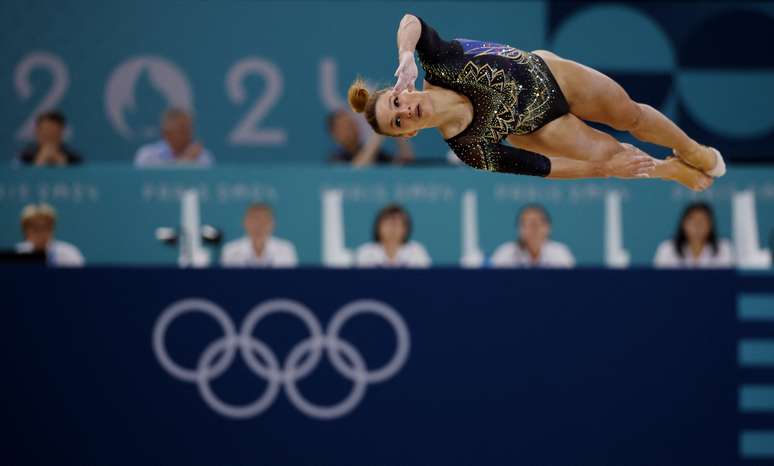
[3,268,773,465]
[1,1,773,164]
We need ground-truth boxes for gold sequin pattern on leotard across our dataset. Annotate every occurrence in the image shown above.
[458,61,519,143]
[423,49,558,140]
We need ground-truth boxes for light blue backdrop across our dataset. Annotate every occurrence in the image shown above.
[0,1,546,164]
[2,1,773,164]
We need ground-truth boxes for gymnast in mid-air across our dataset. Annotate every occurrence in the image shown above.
[348,14,726,190]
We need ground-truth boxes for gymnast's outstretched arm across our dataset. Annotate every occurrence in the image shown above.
[449,139,654,180]
[393,14,421,94]
[396,14,421,57]
[545,154,652,180]
[393,14,459,94]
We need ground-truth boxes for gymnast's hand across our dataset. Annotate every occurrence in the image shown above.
[606,144,657,179]
[392,50,418,95]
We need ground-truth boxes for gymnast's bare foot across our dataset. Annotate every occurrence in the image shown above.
[661,157,714,191]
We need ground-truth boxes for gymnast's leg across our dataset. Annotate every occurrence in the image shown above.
[507,113,713,191]
[532,50,724,176]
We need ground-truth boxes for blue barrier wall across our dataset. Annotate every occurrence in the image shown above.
[3,268,773,465]
[1,1,773,164]
[1,166,773,266]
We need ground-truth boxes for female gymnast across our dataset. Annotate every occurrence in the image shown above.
[348,14,726,191]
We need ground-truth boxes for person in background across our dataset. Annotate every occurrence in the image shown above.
[221,203,298,267]
[134,108,214,167]
[327,109,414,166]
[654,202,734,268]
[16,203,84,266]
[491,204,575,268]
[18,111,82,166]
[356,204,431,267]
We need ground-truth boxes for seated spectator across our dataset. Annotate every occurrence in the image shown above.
[654,202,734,268]
[491,204,575,268]
[221,203,298,267]
[356,204,431,268]
[134,108,214,167]
[15,203,84,267]
[18,111,82,166]
[327,109,414,166]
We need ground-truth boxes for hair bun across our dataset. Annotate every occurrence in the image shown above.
[348,79,370,113]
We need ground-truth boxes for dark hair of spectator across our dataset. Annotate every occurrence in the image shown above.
[36,110,66,128]
[372,204,412,244]
[674,202,718,257]
[517,204,551,249]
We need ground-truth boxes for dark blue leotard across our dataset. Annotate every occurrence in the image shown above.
[415,16,570,177]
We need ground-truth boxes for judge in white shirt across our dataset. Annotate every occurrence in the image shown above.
[490,204,575,268]
[356,204,431,268]
[220,203,298,268]
[654,202,734,268]
[15,203,84,267]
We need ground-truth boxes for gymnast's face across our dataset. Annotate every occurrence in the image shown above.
[376,89,431,137]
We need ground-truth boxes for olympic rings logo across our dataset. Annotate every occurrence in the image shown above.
[152,298,410,420]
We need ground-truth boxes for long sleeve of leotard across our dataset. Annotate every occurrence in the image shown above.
[447,138,552,177]
[414,16,462,64]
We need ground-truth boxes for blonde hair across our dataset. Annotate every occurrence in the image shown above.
[20,203,56,230]
[348,78,389,135]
